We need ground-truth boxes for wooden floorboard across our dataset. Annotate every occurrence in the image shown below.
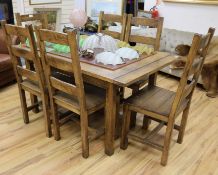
[0,75,218,175]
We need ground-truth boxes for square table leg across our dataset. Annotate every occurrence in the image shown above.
[104,83,118,156]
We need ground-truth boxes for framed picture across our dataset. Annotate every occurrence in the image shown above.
[34,8,60,31]
[86,0,124,22]
[29,0,62,5]
[163,0,218,5]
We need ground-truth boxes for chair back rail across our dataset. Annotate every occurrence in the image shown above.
[170,28,215,119]
[15,13,48,44]
[46,53,74,72]
[11,45,33,60]
[15,13,48,29]
[35,29,87,111]
[98,11,127,41]
[125,14,164,51]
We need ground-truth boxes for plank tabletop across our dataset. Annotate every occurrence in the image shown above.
[80,52,175,87]
[47,50,175,87]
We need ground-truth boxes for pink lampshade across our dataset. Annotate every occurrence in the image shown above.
[69,9,88,28]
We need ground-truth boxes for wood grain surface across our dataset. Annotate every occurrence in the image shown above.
[0,75,217,175]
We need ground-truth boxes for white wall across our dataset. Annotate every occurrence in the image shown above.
[12,0,76,30]
[12,0,218,35]
[74,0,86,11]
[145,1,218,35]
[15,0,24,14]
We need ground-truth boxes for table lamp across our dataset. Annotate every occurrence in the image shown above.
[69,9,88,49]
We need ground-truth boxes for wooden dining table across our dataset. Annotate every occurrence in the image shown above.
[76,51,175,156]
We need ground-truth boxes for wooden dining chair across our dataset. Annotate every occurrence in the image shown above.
[120,28,215,166]
[1,21,52,137]
[15,13,48,112]
[98,11,127,41]
[36,29,106,158]
[124,14,164,128]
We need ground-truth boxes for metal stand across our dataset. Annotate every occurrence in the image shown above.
[76,28,81,51]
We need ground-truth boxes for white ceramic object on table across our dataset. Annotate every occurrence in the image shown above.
[82,33,118,52]
[95,52,124,65]
[115,47,139,60]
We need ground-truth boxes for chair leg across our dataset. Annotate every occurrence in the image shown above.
[120,105,131,150]
[41,94,52,138]
[129,86,140,128]
[148,73,157,87]
[177,104,191,144]
[80,111,89,158]
[142,116,151,130]
[30,94,40,113]
[19,88,29,124]
[161,118,175,166]
[50,100,60,141]
[129,112,137,129]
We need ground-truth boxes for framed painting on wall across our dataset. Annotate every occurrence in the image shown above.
[163,0,218,5]
[34,8,60,31]
[29,0,62,5]
[86,0,124,22]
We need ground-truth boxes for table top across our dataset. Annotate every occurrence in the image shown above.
[45,48,175,87]
[79,51,175,87]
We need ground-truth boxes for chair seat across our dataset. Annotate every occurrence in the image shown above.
[53,84,105,115]
[21,79,41,96]
[126,86,189,117]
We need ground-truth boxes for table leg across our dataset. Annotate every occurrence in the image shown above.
[105,83,117,156]
[30,94,39,113]
[115,88,121,139]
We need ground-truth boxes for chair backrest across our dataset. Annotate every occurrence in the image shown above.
[0,20,45,91]
[15,13,48,29]
[170,28,215,118]
[35,29,87,112]
[98,11,127,41]
[125,14,164,51]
